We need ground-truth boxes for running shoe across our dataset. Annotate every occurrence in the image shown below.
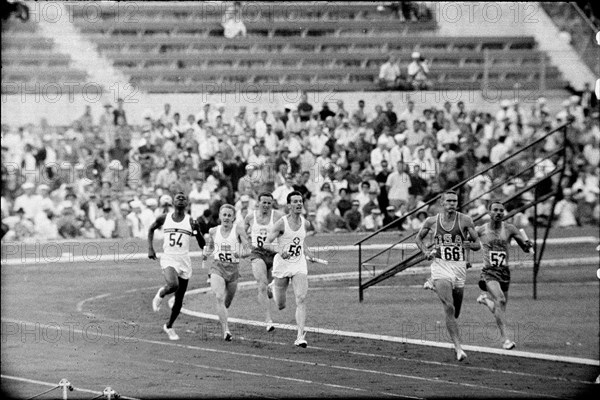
[423,277,435,291]
[476,293,488,305]
[152,288,162,312]
[266,321,275,332]
[294,337,307,348]
[456,349,467,361]
[502,340,516,350]
[224,331,232,341]
[163,324,179,341]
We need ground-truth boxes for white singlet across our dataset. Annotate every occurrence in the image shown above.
[160,212,194,279]
[213,225,241,264]
[272,215,308,278]
[250,210,274,249]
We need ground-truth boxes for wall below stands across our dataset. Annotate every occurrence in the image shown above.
[1,89,569,127]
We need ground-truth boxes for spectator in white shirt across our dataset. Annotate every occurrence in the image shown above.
[370,137,391,174]
[489,135,510,164]
[94,206,116,239]
[254,110,269,139]
[407,52,432,90]
[378,55,403,90]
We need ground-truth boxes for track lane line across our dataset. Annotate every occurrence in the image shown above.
[1,318,566,399]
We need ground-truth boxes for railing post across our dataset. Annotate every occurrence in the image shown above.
[533,189,538,300]
[358,242,363,302]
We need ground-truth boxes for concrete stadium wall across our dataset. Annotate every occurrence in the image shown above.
[1,89,568,127]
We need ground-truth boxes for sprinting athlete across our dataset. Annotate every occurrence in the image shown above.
[244,192,284,332]
[149,191,206,341]
[415,190,481,361]
[265,191,318,348]
[476,200,532,350]
[205,204,251,341]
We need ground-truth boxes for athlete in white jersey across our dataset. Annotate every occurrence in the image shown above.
[148,192,206,341]
[244,192,284,332]
[416,190,480,361]
[205,204,251,341]
[266,191,318,348]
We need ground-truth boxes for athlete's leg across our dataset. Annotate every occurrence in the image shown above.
[166,277,189,329]
[452,287,464,319]
[211,274,230,336]
[291,273,308,339]
[160,267,180,297]
[434,279,466,359]
[485,280,510,343]
[273,277,290,310]
[224,279,238,309]
[252,258,272,323]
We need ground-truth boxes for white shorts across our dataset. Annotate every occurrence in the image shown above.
[272,253,307,278]
[431,258,466,289]
[160,254,192,280]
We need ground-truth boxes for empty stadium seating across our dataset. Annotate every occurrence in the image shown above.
[1,2,569,93]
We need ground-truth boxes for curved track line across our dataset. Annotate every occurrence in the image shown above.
[3,318,548,398]
[179,279,600,367]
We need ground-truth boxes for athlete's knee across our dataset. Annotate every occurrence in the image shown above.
[295,293,307,306]
[166,281,179,293]
[495,296,507,308]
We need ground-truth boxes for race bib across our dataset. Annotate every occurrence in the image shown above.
[440,245,464,262]
[489,251,507,268]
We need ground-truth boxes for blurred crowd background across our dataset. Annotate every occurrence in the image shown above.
[1,91,598,241]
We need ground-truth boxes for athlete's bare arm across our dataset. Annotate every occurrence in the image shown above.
[243,213,254,237]
[236,223,252,258]
[147,214,167,260]
[190,217,206,250]
[507,223,532,252]
[415,216,436,260]
[203,227,217,264]
[461,214,481,251]
[303,219,317,259]
[265,216,286,256]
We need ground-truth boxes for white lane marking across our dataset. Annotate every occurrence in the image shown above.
[1,318,553,398]
[0,374,140,400]
[180,282,600,367]
[157,358,415,398]
[235,336,596,386]
[3,237,598,265]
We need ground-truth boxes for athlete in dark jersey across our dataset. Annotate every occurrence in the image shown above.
[476,201,532,350]
[416,190,481,361]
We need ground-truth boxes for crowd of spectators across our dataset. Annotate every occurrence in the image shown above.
[1,88,599,242]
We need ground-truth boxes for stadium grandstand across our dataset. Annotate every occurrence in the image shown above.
[1,1,599,398]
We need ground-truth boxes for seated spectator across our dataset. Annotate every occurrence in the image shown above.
[363,208,384,232]
[94,205,116,239]
[115,203,133,239]
[411,210,428,231]
[383,205,401,231]
[57,202,83,238]
[407,52,432,90]
[378,55,408,90]
[337,188,353,217]
[222,1,246,39]
[343,200,362,232]
[362,189,380,216]
[322,200,347,233]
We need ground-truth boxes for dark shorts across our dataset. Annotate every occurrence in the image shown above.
[479,272,510,293]
[249,248,276,270]
[210,261,240,284]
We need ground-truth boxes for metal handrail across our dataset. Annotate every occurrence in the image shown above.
[355,122,572,245]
